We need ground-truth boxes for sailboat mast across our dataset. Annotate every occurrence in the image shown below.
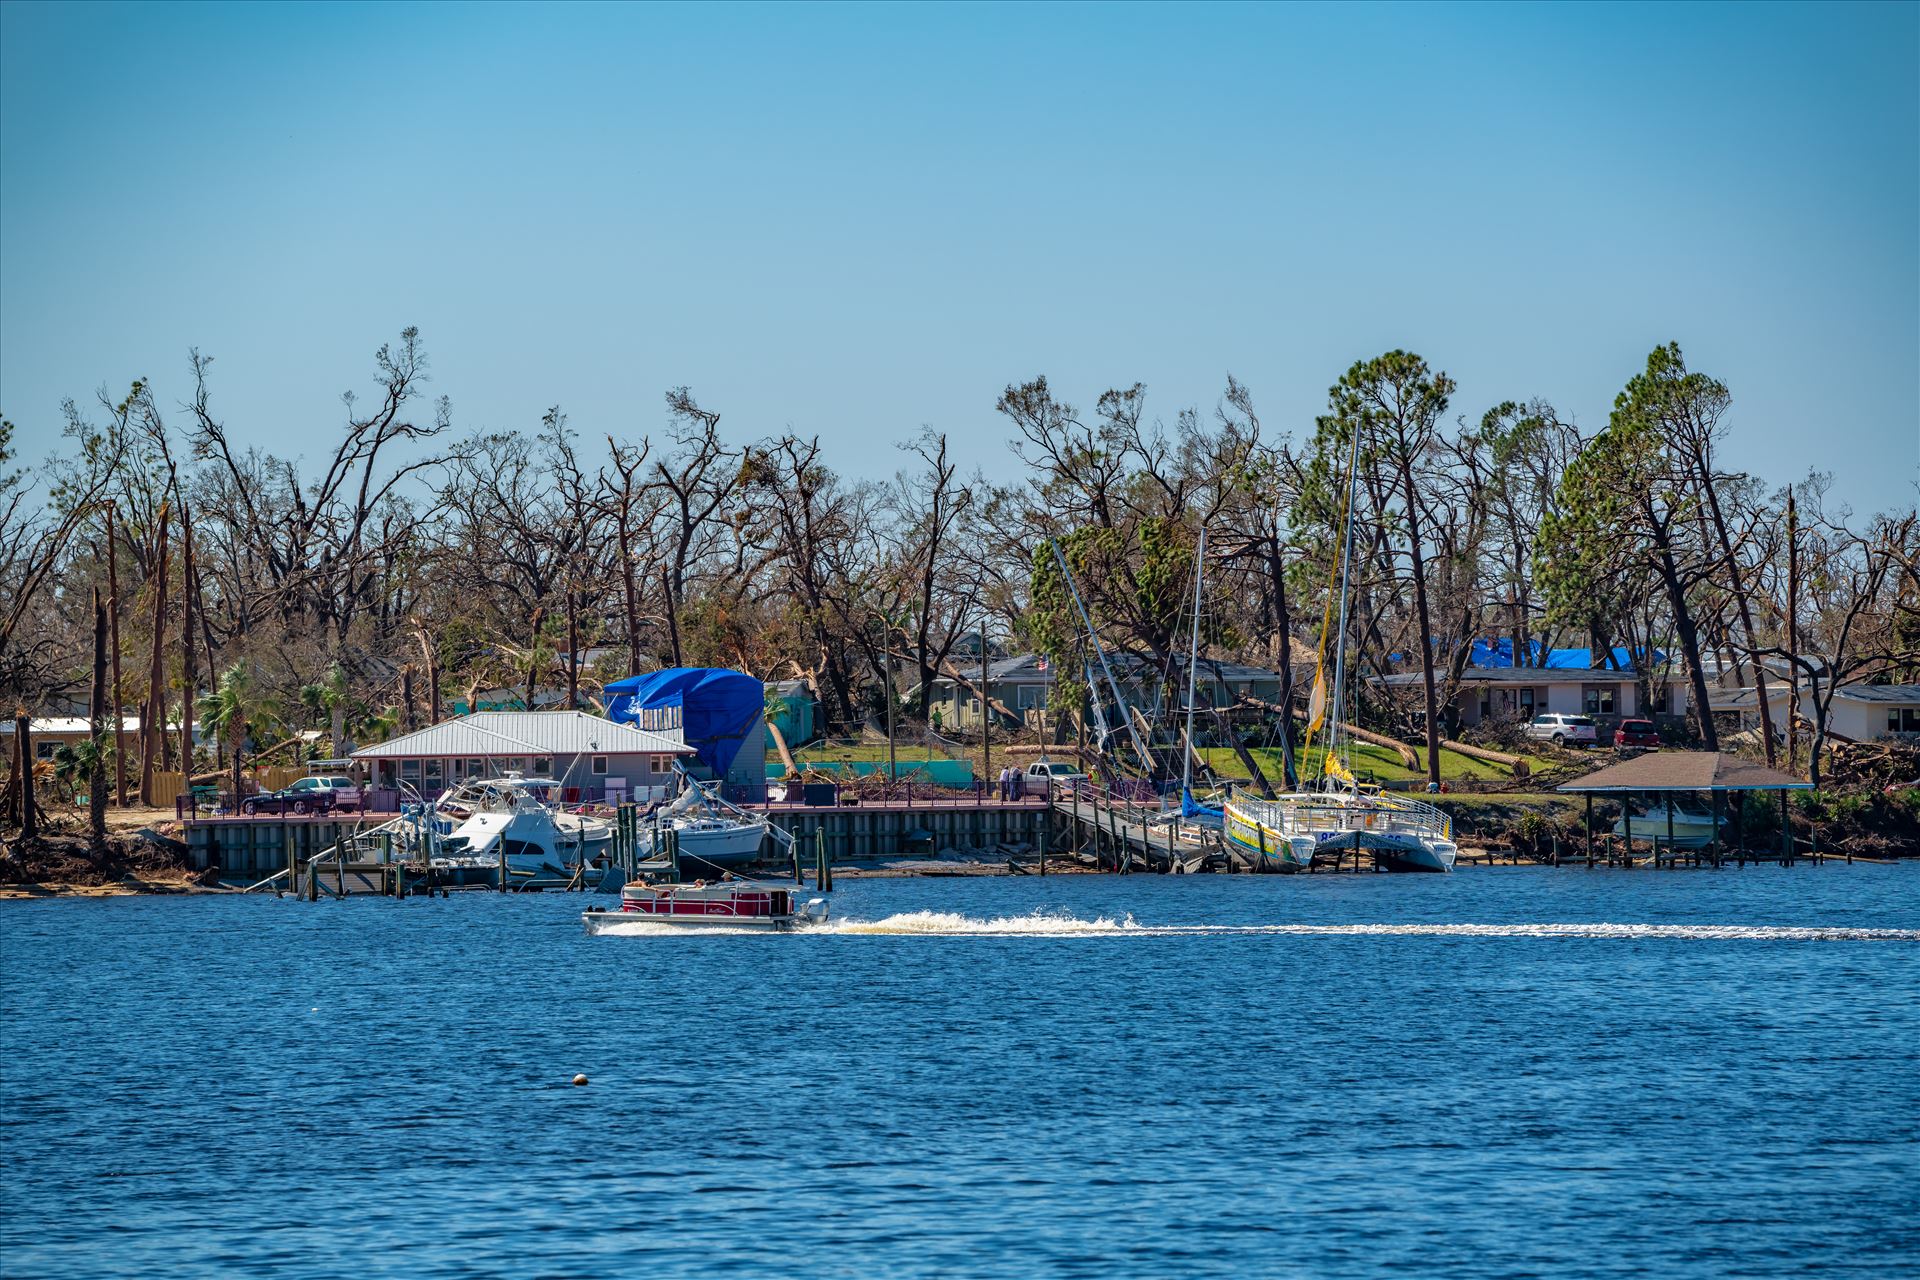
[1326,427,1363,785]
[1182,527,1206,798]
[1049,538,1156,776]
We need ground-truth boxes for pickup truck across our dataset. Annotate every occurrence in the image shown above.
[240,775,362,816]
[1019,760,1086,796]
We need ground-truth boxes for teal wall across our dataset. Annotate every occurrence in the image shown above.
[766,693,816,750]
[766,758,975,789]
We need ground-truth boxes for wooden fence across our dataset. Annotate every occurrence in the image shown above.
[148,765,307,807]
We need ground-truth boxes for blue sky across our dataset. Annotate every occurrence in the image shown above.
[3,1,1915,512]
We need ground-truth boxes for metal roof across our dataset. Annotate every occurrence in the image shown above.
[1557,751,1811,793]
[1831,684,1920,705]
[351,711,692,760]
[30,716,151,734]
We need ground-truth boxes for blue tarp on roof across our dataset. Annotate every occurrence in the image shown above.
[1464,638,1666,670]
[602,668,763,778]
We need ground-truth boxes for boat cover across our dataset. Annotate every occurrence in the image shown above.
[602,668,762,778]
[1179,786,1224,829]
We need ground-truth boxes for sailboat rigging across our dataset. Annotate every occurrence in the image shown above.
[1220,422,1459,872]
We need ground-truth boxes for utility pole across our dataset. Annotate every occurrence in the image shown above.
[980,620,990,790]
[884,621,897,787]
[1786,489,1799,772]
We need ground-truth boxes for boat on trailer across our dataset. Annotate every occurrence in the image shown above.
[583,877,828,933]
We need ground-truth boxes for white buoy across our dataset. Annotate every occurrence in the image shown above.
[572,1074,589,1087]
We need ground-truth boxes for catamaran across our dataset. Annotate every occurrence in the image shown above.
[1221,432,1459,874]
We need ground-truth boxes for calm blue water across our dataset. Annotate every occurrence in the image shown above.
[4,866,1917,1278]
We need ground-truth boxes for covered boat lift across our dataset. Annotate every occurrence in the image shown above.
[1558,751,1813,866]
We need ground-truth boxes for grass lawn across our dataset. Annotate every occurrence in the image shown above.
[1196,743,1551,786]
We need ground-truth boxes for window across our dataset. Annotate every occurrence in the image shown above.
[1902,709,1920,732]
[591,754,608,776]
[649,754,673,774]
[1478,693,1491,718]
[470,759,485,778]
[1583,685,1616,715]
[533,757,552,776]
[35,741,57,761]
[424,759,444,787]
[400,759,420,782]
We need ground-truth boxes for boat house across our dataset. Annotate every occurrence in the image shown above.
[350,710,692,803]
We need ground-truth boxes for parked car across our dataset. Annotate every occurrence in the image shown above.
[1524,713,1598,747]
[1020,760,1086,795]
[1613,719,1662,751]
[240,775,361,816]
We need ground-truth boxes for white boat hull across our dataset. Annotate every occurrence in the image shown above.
[1225,792,1457,873]
[642,822,767,870]
[1614,808,1723,850]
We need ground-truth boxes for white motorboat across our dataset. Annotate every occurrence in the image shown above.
[583,877,828,933]
[1614,802,1724,850]
[429,773,613,887]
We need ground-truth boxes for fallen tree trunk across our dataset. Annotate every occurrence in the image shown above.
[1441,738,1529,777]
[1341,722,1420,770]
[1215,711,1274,797]
[928,656,1020,727]
[766,719,801,777]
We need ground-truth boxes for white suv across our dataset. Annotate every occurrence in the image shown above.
[1525,713,1597,747]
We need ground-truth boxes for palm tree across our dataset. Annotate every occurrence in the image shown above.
[197,662,264,809]
[51,738,106,804]
[299,661,350,757]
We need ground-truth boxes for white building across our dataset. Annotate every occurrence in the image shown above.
[1825,685,1920,742]
[351,711,693,802]
[1375,666,1689,728]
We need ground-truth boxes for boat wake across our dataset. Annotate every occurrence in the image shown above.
[819,911,1919,941]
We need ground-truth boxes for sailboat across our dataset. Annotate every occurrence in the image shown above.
[1175,528,1225,832]
[1221,432,1459,874]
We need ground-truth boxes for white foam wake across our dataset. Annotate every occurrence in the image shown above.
[817,911,1919,941]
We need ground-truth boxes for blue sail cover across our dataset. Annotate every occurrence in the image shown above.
[602,668,763,778]
[1179,787,1224,829]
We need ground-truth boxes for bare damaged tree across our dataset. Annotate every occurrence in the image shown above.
[891,430,977,719]
[652,389,745,668]
[0,413,125,702]
[1742,500,1915,786]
